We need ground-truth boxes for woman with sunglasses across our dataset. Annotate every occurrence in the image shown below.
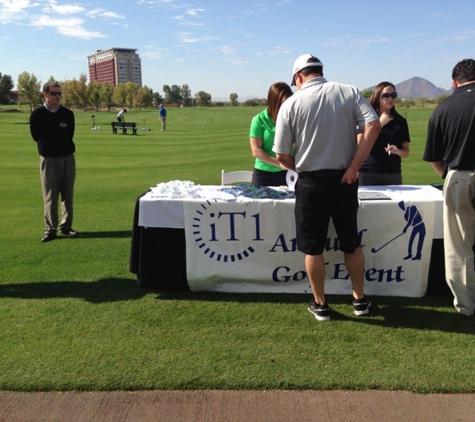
[358,81,410,185]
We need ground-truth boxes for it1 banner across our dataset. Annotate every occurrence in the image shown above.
[183,197,435,297]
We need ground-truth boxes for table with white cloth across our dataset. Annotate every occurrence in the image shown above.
[129,184,448,297]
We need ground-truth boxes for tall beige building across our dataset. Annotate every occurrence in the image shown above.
[88,48,142,87]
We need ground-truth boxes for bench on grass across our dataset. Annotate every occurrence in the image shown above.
[111,121,137,135]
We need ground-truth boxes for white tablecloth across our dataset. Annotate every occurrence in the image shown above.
[138,185,443,297]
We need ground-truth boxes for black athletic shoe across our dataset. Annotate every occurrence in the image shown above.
[41,232,57,243]
[352,295,371,316]
[308,299,331,321]
[60,229,80,237]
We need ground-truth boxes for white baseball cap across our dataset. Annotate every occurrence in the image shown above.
[291,54,324,85]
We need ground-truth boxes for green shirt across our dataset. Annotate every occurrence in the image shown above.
[249,108,281,172]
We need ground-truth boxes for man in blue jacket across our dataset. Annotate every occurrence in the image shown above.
[159,104,167,131]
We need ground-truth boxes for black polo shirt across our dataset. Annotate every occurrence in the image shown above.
[423,81,475,171]
[360,113,410,173]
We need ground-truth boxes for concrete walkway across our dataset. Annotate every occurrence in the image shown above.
[1,390,475,421]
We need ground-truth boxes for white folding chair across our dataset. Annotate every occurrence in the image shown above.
[221,170,253,186]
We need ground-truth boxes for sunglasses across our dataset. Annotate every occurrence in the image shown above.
[380,92,397,100]
[47,91,62,96]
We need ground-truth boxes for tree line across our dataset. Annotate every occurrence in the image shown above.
[2,70,450,111]
[0,72,14,104]
[0,71,235,111]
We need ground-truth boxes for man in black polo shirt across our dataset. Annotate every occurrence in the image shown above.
[423,58,475,316]
[30,81,79,242]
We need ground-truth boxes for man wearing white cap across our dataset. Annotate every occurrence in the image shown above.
[273,54,381,321]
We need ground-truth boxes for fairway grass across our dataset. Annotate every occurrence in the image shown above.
[1,106,474,393]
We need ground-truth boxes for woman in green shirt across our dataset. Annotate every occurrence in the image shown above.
[249,82,293,186]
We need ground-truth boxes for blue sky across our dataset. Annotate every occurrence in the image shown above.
[0,0,473,100]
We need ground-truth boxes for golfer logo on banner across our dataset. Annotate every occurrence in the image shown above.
[370,201,426,261]
[183,198,435,297]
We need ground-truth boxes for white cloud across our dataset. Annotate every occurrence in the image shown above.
[0,0,36,13]
[57,25,105,39]
[88,9,125,20]
[173,8,205,26]
[141,49,167,60]
[0,0,38,23]
[243,3,270,15]
[138,0,175,4]
[351,37,390,46]
[269,46,292,56]
[177,32,217,43]
[31,15,105,39]
[322,36,389,48]
[443,29,475,41]
[185,8,205,17]
[218,45,235,55]
[226,57,250,65]
[0,0,122,38]
[137,0,178,10]
[42,0,84,15]
[173,17,205,27]
[431,12,453,21]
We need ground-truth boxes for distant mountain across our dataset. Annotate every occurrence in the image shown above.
[365,77,451,99]
[396,77,451,99]
[233,77,451,103]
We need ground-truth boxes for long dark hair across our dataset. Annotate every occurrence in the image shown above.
[369,81,400,118]
[267,82,293,122]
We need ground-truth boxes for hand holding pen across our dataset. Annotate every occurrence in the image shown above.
[386,143,398,156]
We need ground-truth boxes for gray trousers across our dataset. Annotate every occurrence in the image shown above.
[40,155,76,234]
[443,169,475,316]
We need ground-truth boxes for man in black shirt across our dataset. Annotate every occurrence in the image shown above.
[30,81,79,242]
[423,59,475,316]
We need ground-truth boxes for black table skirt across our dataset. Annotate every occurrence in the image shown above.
[129,194,189,291]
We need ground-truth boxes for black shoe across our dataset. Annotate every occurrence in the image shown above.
[352,295,371,316]
[41,233,57,243]
[308,299,331,321]
[60,229,79,237]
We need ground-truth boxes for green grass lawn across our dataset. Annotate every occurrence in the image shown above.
[1,106,474,393]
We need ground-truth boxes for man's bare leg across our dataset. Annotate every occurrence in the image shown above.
[305,254,326,304]
[344,246,365,299]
